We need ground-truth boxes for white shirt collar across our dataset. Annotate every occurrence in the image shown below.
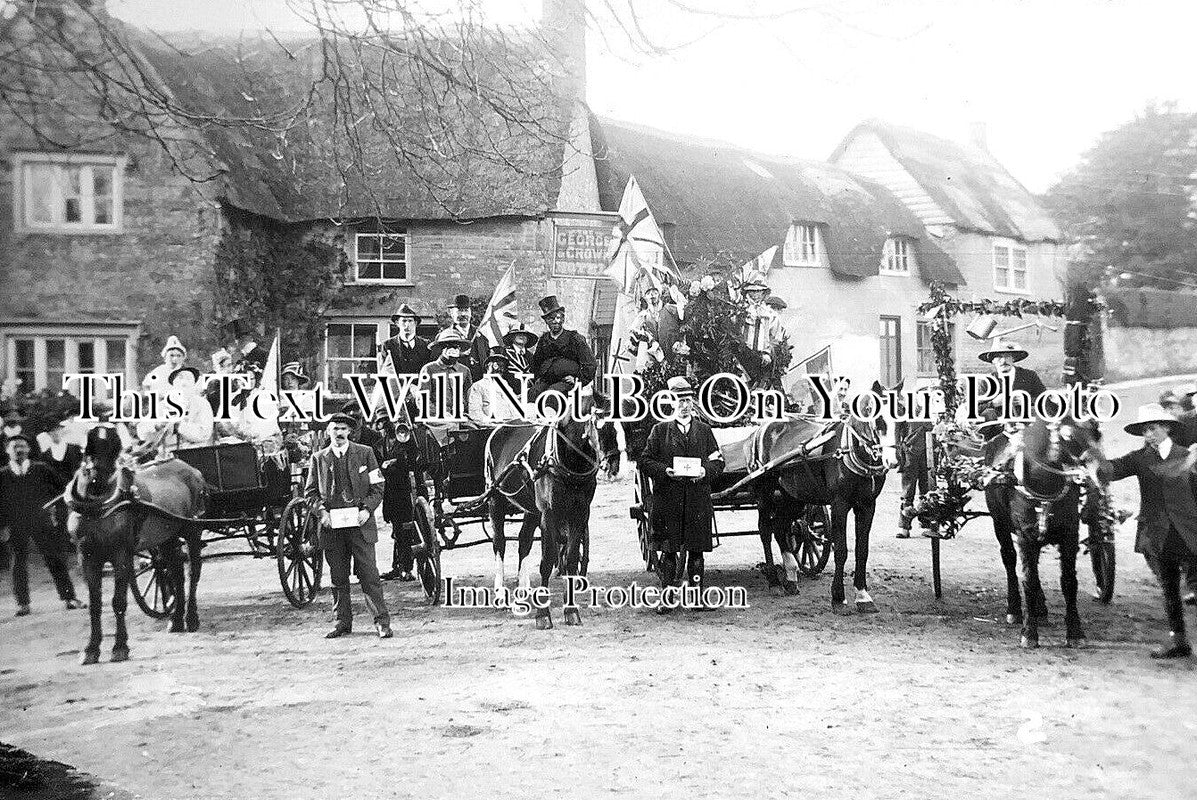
[1157,438,1173,460]
[9,460,28,476]
[330,443,349,458]
[46,440,68,460]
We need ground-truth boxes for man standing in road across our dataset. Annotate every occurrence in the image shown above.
[305,413,391,639]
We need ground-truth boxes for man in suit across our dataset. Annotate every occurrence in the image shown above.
[976,339,1047,426]
[1099,403,1197,658]
[381,304,432,377]
[1,408,27,469]
[2,433,82,616]
[446,294,489,382]
[631,284,682,363]
[304,413,392,639]
[529,295,597,399]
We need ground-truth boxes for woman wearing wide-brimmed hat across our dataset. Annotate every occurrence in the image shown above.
[502,323,538,391]
[1099,403,1197,658]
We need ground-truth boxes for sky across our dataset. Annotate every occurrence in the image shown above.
[102,0,1197,194]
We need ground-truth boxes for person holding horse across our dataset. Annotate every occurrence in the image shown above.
[1097,404,1197,658]
[638,376,725,614]
[1,432,82,616]
[529,296,597,399]
[304,412,391,639]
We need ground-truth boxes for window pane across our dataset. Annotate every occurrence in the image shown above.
[63,167,82,222]
[326,324,352,357]
[27,164,55,223]
[1014,249,1027,270]
[357,235,381,258]
[326,360,353,396]
[46,338,65,390]
[352,325,376,358]
[105,338,126,375]
[94,196,112,225]
[381,260,407,281]
[14,339,35,391]
[993,246,1009,267]
[380,235,406,260]
[93,168,112,198]
[79,341,96,373]
[357,260,381,280]
[995,267,1009,285]
[1014,270,1027,290]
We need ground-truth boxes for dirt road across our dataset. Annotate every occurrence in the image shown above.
[2,379,1195,799]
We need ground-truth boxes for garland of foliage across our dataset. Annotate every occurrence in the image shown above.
[214,213,350,367]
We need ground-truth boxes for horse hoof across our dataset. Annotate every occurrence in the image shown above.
[1066,636,1086,649]
[564,609,582,626]
[783,581,799,596]
[80,651,99,666]
[185,617,200,633]
[1006,614,1023,625]
[535,614,553,631]
[1020,635,1039,649]
[855,600,878,614]
[111,648,130,663]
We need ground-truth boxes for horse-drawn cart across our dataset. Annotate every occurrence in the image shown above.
[129,442,323,618]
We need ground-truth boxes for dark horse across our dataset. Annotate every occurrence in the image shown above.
[66,425,206,664]
[1002,416,1101,648]
[754,386,898,612]
[485,398,618,629]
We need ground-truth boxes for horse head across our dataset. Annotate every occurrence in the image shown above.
[66,425,135,539]
[1018,415,1100,496]
[866,379,900,471]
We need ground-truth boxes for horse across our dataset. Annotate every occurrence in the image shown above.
[66,425,207,665]
[1003,416,1101,648]
[484,395,618,629]
[753,382,898,612]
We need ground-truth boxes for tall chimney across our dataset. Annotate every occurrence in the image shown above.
[969,121,989,153]
[541,0,587,104]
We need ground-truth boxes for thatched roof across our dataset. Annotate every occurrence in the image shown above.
[135,29,571,222]
[832,120,1061,243]
[592,118,962,284]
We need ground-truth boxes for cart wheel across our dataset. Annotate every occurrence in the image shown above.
[412,496,442,605]
[277,497,322,608]
[793,506,832,577]
[1088,529,1116,604]
[131,548,177,619]
[634,473,657,572]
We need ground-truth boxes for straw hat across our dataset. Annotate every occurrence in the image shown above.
[1124,403,1181,436]
[429,328,469,354]
[503,324,539,348]
[666,376,694,398]
[978,339,1028,364]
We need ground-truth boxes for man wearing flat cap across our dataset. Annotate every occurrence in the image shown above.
[2,432,82,617]
[304,413,391,639]
[1098,403,1197,658]
[382,304,432,377]
[529,295,597,399]
[638,377,725,613]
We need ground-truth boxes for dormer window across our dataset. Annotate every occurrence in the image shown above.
[993,239,1028,292]
[881,237,915,275]
[783,223,820,266]
[15,153,125,233]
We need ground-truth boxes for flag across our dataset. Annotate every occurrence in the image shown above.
[478,262,520,348]
[604,176,677,374]
[728,246,778,304]
[788,345,831,377]
[260,331,281,396]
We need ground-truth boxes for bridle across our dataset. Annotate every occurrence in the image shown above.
[536,417,602,485]
[839,419,889,479]
[1014,421,1093,541]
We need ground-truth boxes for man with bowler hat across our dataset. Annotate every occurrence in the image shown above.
[304,412,392,639]
[446,294,489,382]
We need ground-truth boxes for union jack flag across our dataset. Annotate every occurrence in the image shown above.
[479,262,519,348]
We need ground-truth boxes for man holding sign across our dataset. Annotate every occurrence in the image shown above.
[304,413,392,639]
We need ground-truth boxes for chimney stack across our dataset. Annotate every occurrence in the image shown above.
[969,121,989,153]
[541,0,587,104]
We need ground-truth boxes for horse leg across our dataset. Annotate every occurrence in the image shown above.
[536,505,558,630]
[167,540,186,633]
[515,513,539,591]
[562,516,583,627]
[990,488,1023,625]
[577,500,592,579]
[185,531,202,632]
[1017,535,1043,649]
[111,550,132,662]
[490,500,507,594]
[759,490,782,594]
[778,518,799,596]
[830,497,851,613]
[1060,534,1085,647]
[852,495,878,613]
[81,555,104,666]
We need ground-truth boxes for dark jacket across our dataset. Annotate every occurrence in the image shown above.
[1170,413,1197,448]
[304,442,384,547]
[1100,441,1197,558]
[235,343,269,374]
[382,336,432,376]
[0,460,61,533]
[530,330,597,387]
[41,442,83,486]
[638,419,725,552]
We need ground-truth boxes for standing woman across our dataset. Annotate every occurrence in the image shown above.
[1099,403,1197,658]
[638,377,725,613]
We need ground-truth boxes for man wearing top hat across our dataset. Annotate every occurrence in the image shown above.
[975,339,1047,428]
[446,294,489,383]
[529,295,597,399]
[382,304,432,377]
[638,377,725,613]
[304,412,391,639]
[2,432,82,616]
[1098,403,1197,658]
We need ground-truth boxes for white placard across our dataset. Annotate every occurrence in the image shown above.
[329,507,359,529]
[672,457,702,477]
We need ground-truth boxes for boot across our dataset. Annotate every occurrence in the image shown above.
[380,538,404,581]
[689,553,715,612]
[1151,630,1192,659]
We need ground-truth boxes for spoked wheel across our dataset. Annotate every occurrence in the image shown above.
[792,505,832,577]
[1087,528,1116,604]
[412,496,442,605]
[633,473,657,572]
[277,497,323,608]
[131,548,177,619]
